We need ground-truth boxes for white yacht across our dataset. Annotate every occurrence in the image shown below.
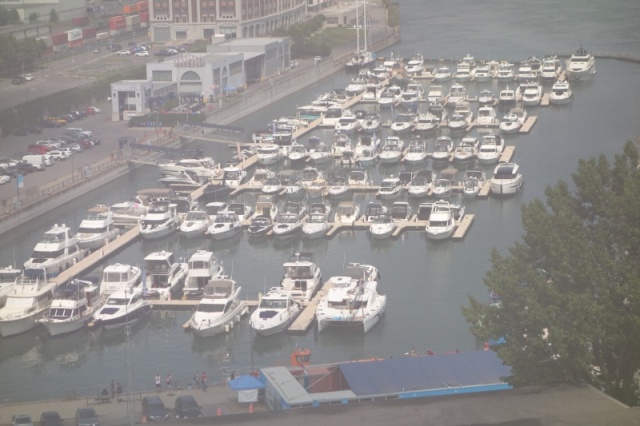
[540,57,561,82]
[322,104,345,127]
[158,157,220,179]
[478,89,496,106]
[491,162,524,196]
[179,210,210,238]
[326,175,350,199]
[477,133,505,165]
[204,201,228,222]
[23,224,85,278]
[462,169,487,198]
[408,170,435,199]
[76,207,119,250]
[390,112,416,134]
[454,61,473,82]
[517,62,536,81]
[90,285,150,330]
[100,263,142,296]
[432,136,454,162]
[496,62,516,81]
[256,144,282,166]
[363,202,387,223]
[207,211,242,240]
[250,289,302,337]
[139,200,180,240]
[301,167,323,189]
[377,86,401,108]
[142,251,188,300]
[220,166,247,189]
[432,66,452,82]
[519,81,543,107]
[272,213,303,239]
[334,110,362,134]
[432,178,453,198]
[37,278,103,337]
[446,83,467,108]
[404,53,425,75]
[0,272,55,337]
[448,103,473,132]
[499,86,517,106]
[333,133,353,156]
[404,141,428,164]
[453,137,479,163]
[316,264,385,333]
[280,252,322,302]
[377,176,403,200]
[379,137,404,164]
[354,134,380,165]
[499,107,528,134]
[361,113,382,133]
[287,143,308,165]
[248,169,275,189]
[473,65,492,82]
[476,106,498,127]
[414,112,440,133]
[565,45,596,81]
[399,82,423,110]
[261,176,283,195]
[302,212,331,239]
[182,250,225,299]
[254,195,279,221]
[426,85,444,103]
[549,80,574,105]
[186,278,247,337]
[334,201,361,224]
[369,213,395,240]
[224,202,253,223]
[426,200,459,241]
[309,143,333,165]
[0,266,20,307]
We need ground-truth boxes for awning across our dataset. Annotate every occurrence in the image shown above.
[228,375,265,391]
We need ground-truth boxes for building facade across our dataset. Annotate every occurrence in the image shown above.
[149,0,307,42]
[1,0,86,23]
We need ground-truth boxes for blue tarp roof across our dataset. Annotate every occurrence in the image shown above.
[228,375,265,391]
[338,350,511,396]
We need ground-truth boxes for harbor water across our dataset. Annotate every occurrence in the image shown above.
[1,0,640,405]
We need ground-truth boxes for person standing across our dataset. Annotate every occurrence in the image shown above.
[194,371,200,390]
[155,373,161,392]
[166,373,172,392]
[111,380,115,399]
[201,371,208,392]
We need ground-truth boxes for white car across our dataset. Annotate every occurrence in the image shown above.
[116,50,130,56]
[48,149,71,160]
[0,175,11,184]
[23,74,34,81]
[36,140,62,149]
[135,50,149,57]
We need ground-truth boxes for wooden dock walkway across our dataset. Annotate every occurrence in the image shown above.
[540,93,550,107]
[452,214,475,240]
[477,181,492,199]
[288,280,333,333]
[500,145,516,163]
[519,116,538,133]
[51,227,141,285]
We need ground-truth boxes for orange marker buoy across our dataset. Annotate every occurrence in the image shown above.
[216,407,222,416]
[249,403,254,414]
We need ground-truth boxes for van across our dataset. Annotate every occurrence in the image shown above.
[174,395,201,419]
[141,396,169,421]
[22,155,47,171]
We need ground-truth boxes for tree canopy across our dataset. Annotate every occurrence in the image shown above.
[0,35,46,75]
[0,5,21,25]
[462,140,640,406]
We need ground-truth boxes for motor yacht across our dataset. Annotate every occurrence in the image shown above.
[414,112,440,133]
[220,166,247,189]
[549,80,574,105]
[248,169,275,189]
[496,62,515,81]
[477,133,505,165]
[499,107,528,134]
[565,45,596,81]
[432,178,453,198]
[369,213,396,240]
[139,199,180,240]
[446,83,467,108]
[142,251,187,300]
[287,143,308,165]
[447,103,473,132]
[477,89,495,106]
[280,252,322,302]
[272,213,302,239]
[473,65,492,82]
[344,76,367,96]
[326,175,350,199]
[207,211,242,240]
[462,169,487,198]
[432,136,454,162]
[432,66,452,82]
[334,201,361,224]
[158,157,220,179]
[225,202,253,223]
[454,61,473,82]
[179,210,210,238]
[90,285,150,330]
[254,195,278,221]
[476,106,499,127]
[256,144,282,166]
[408,170,435,199]
[517,62,537,81]
[247,215,273,238]
[540,57,561,82]
[390,112,416,134]
[185,278,247,337]
[0,266,20,307]
[379,137,404,164]
[363,202,387,223]
[76,206,119,250]
[399,82,423,110]
[377,177,403,200]
[333,133,353,157]
[499,86,517,106]
[491,162,524,196]
[302,212,331,239]
[182,250,224,299]
[334,110,362,135]
[100,263,142,296]
[404,53,425,75]
[250,289,302,337]
[0,272,55,337]
[390,201,412,222]
[453,137,479,163]
[426,85,444,103]
[322,105,345,127]
[518,81,543,107]
[377,86,401,108]
[37,277,103,337]
[316,264,385,333]
[404,141,428,164]
[354,134,380,165]
[309,143,333,165]
[23,224,85,278]
[426,200,461,241]
[204,201,228,222]
[361,113,382,134]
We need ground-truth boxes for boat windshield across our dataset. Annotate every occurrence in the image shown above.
[196,303,225,313]
[106,297,129,306]
[259,298,287,309]
[284,265,313,279]
[42,231,66,243]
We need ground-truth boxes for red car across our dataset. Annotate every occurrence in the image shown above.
[27,144,52,154]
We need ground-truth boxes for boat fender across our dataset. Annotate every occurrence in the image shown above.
[224,323,230,333]
[236,314,241,322]
[229,321,234,330]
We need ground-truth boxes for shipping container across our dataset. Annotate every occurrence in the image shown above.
[82,26,97,39]
[51,32,68,46]
[140,11,149,23]
[96,31,110,40]
[68,39,84,48]
[125,14,140,28]
[109,29,125,37]
[96,20,109,32]
[123,4,133,14]
[72,16,89,27]
[66,28,83,42]
[137,1,148,12]
[36,36,52,48]
[109,16,126,30]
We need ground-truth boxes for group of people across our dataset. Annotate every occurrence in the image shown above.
[100,380,123,402]
[192,371,208,392]
[154,372,209,392]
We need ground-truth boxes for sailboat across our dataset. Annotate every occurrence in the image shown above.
[345,0,377,71]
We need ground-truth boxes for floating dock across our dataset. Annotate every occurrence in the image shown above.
[500,145,516,163]
[288,280,333,333]
[519,116,538,133]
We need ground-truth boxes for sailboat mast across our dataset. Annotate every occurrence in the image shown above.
[355,0,360,53]
[363,0,368,52]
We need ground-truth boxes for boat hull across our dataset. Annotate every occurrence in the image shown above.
[491,178,523,196]
[41,316,91,337]
[190,304,247,338]
[317,298,386,334]
[92,305,151,330]
[0,313,42,337]
[77,229,119,250]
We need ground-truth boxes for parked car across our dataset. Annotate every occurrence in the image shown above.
[0,175,10,184]
[23,73,34,81]
[174,395,202,419]
[36,140,62,148]
[14,127,29,136]
[67,143,84,153]
[75,408,98,426]
[45,117,67,126]
[135,50,149,57]
[85,106,101,115]
[48,149,71,160]
[92,48,100,54]
[59,114,75,122]
[12,76,26,85]
[27,125,42,134]
[40,411,63,426]
[40,119,61,128]
[66,128,93,137]
[142,396,169,421]
[116,50,130,56]
[11,414,33,426]
[28,144,52,154]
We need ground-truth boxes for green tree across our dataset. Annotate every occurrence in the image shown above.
[462,141,640,406]
[8,8,19,23]
[28,12,38,23]
[49,8,58,23]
